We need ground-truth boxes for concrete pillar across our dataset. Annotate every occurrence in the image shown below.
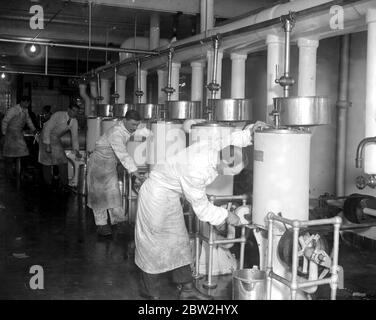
[200,0,214,33]
[134,70,148,103]
[90,80,98,98]
[171,62,181,101]
[100,79,110,104]
[230,53,247,99]
[116,74,127,104]
[266,34,284,123]
[149,13,160,50]
[157,69,167,104]
[297,38,319,96]
[206,50,223,100]
[365,8,376,174]
[191,61,204,102]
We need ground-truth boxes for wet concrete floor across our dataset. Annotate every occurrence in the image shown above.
[0,160,376,300]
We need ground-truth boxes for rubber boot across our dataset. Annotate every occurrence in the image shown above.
[178,282,214,300]
[97,224,112,236]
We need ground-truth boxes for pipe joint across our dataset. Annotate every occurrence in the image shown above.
[336,100,351,109]
[356,174,376,189]
[355,136,376,168]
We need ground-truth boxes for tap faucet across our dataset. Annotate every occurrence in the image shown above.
[355,136,376,168]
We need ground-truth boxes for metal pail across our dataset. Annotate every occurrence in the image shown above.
[232,268,266,300]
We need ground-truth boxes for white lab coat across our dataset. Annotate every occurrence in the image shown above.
[87,121,138,212]
[135,129,253,274]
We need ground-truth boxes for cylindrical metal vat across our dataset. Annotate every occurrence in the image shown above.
[86,116,102,153]
[100,117,119,135]
[77,163,87,196]
[274,96,332,126]
[252,128,311,227]
[135,103,162,120]
[190,122,242,196]
[96,104,113,117]
[166,100,202,120]
[113,103,135,118]
[209,99,253,121]
[147,121,186,169]
[61,130,86,150]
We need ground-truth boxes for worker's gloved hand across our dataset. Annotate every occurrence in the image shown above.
[45,143,52,153]
[245,121,268,133]
[226,211,241,226]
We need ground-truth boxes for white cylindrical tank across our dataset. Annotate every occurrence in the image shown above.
[147,121,186,170]
[189,122,242,196]
[100,117,119,136]
[253,128,311,227]
[86,116,102,153]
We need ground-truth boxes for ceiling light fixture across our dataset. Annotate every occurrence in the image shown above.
[30,44,37,53]
[1,73,6,79]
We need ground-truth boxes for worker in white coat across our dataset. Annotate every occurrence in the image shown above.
[38,104,81,190]
[87,110,144,237]
[1,96,36,180]
[135,121,268,300]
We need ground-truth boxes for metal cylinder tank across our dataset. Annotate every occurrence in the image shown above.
[147,121,186,169]
[166,100,202,120]
[209,99,253,122]
[100,117,119,135]
[253,128,311,227]
[96,104,113,117]
[135,103,162,120]
[190,122,242,196]
[113,103,134,118]
[86,116,102,153]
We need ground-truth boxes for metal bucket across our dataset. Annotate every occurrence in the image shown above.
[77,163,87,196]
[209,99,253,121]
[232,268,266,300]
[166,100,202,120]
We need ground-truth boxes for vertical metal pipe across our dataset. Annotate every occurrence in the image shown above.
[266,215,274,300]
[239,226,246,269]
[45,46,48,75]
[336,35,351,197]
[283,20,291,98]
[290,225,300,300]
[211,37,219,100]
[128,172,132,223]
[114,67,118,104]
[206,224,215,287]
[331,220,341,300]
[167,50,173,101]
[88,1,92,50]
[194,214,201,278]
[97,73,101,98]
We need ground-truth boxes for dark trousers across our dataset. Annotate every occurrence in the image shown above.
[41,163,68,187]
[140,264,193,298]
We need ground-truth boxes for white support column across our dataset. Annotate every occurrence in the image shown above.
[100,79,110,104]
[365,8,376,174]
[297,38,319,96]
[206,50,223,100]
[149,13,160,50]
[200,0,214,33]
[171,62,181,101]
[90,80,98,98]
[230,53,247,99]
[191,61,204,103]
[266,34,284,123]
[116,74,127,104]
[157,69,167,104]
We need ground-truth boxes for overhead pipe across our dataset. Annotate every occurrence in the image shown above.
[335,35,351,196]
[44,46,48,75]
[82,0,366,79]
[2,70,81,78]
[0,37,158,55]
